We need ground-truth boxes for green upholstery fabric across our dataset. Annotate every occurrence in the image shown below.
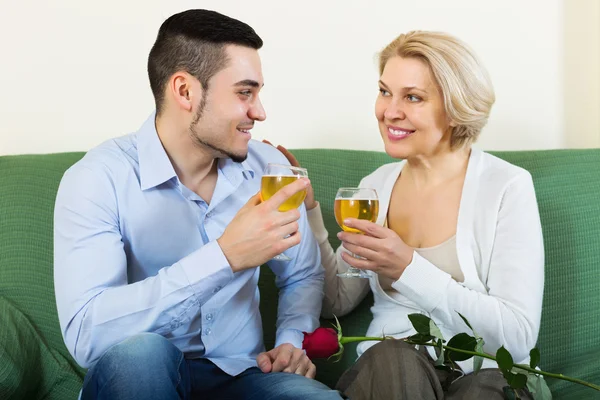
[1,149,600,399]
[0,297,82,400]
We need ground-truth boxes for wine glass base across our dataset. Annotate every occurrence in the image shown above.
[337,270,370,279]
[272,253,292,262]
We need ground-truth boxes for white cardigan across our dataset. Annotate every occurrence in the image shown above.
[307,148,544,374]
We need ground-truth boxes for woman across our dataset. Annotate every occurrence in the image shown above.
[273,30,544,399]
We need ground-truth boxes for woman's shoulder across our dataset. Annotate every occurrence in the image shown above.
[359,161,404,187]
[475,149,533,184]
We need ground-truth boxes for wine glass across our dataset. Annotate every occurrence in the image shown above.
[260,163,308,261]
[334,188,379,278]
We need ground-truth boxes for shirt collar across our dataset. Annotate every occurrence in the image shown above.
[137,112,255,191]
[218,157,255,184]
[137,112,177,191]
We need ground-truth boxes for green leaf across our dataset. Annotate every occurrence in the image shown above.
[332,315,343,341]
[473,338,485,374]
[526,374,552,400]
[434,339,445,366]
[508,373,528,390]
[328,343,345,363]
[406,333,435,344]
[445,333,477,362]
[496,346,514,371]
[529,348,540,369]
[457,311,473,330]
[429,320,444,340]
[408,313,433,335]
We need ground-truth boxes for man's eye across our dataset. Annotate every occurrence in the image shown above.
[239,90,252,97]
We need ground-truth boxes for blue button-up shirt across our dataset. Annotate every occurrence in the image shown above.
[54,114,324,374]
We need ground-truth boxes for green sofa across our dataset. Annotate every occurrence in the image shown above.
[1,149,600,399]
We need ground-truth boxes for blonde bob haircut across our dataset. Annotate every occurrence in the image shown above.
[379,31,495,149]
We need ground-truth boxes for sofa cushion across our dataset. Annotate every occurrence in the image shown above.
[0,297,41,399]
[0,296,83,400]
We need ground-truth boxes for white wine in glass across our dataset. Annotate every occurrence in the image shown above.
[334,188,379,278]
[260,163,308,261]
[261,176,307,211]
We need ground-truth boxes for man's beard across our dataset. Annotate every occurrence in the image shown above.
[189,95,248,163]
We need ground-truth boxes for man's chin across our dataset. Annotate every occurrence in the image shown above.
[224,148,248,163]
[230,153,248,163]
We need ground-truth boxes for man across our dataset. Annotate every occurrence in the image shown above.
[54,9,342,400]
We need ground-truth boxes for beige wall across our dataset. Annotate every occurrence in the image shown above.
[0,0,596,155]
[564,0,600,148]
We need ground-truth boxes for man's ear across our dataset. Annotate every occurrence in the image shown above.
[169,72,201,112]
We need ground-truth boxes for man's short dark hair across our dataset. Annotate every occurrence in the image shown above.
[148,9,263,114]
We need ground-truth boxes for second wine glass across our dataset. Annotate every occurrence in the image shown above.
[334,188,379,278]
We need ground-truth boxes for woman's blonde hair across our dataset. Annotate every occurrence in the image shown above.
[379,31,495,149]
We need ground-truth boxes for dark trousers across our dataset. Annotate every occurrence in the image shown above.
[336,340,533,400]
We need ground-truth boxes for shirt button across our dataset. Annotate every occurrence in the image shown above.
[206,210,214,219]
[213,286,222,294]
[204,328,212,335]
[205,313,213,321]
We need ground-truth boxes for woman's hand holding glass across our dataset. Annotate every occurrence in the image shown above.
[337,218,414,281]
[334,188,379,278]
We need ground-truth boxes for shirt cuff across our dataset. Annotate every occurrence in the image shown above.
[392,251,452,313]
[178,240,234,295]
[306,202,329,244]
[275,329,305,350]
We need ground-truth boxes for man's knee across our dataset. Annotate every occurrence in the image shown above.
[95,333,179,373]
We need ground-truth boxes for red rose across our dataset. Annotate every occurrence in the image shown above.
[302,327,340,359]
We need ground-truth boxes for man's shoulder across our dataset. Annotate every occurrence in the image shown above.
[67,133,137,176]
[245,140,291,172]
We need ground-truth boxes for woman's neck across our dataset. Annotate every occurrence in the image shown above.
[402,147,471,189]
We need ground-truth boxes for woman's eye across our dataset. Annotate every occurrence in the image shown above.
[379,88,390,96]
[406,94,421,102]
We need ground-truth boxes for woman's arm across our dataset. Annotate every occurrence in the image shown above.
[394,171,544,361]
[307,203,370,319]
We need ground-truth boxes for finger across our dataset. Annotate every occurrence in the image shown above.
[272,231,302,256]
[262,139,274,147]
[343,218,386,238]
[337,230,380,249]
[305,363,317,379]
[293,355,311,376]
[276,220,300,238]
[265,178,309,210]
[256,352,273,373]
[342,241,379,261]
[272,347,293,372]
[276,145,301,168]
[341,251,377,271]
[282,231,302,251]
[246,192,263,207]
[284,349,305,373]
[273,208,301,226]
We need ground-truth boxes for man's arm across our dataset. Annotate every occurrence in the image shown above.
[54,165,233,368]
[269,205,324,349]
